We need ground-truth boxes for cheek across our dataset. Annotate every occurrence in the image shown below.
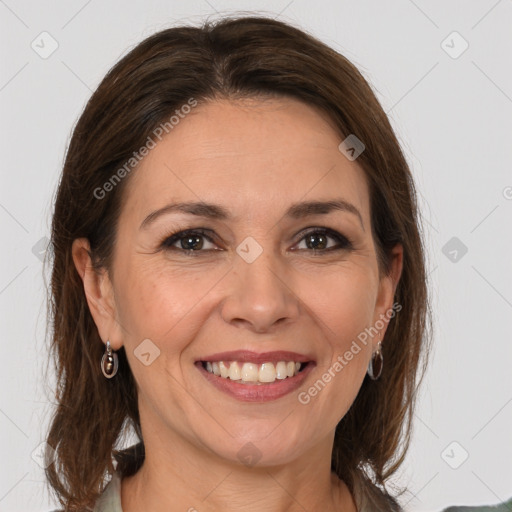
[114,258,226,352]
[301,265,377,348]
[113,263,215,405]
[297,268,376,415]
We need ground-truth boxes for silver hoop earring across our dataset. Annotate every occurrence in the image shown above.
[367,340,383,381]
[101,341,118,379]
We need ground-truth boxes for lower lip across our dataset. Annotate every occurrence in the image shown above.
[195,362,315,402]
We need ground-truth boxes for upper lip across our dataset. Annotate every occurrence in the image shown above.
[196,350,314,364]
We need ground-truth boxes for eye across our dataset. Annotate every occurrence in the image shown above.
[293,228,353,253]
[161,229,219,253]
[160,227,353,256]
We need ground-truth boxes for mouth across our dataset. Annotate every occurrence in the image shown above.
[198,360,310,384]
[194,350,315,402]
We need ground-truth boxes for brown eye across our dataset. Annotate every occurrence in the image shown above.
[178,234,204,250]
[305,232,329,250]
[161,229,218,253]
[295,228,353,253]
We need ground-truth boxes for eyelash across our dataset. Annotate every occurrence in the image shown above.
[159,227,353,256]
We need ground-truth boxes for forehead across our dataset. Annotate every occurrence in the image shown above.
[122,97,370,225]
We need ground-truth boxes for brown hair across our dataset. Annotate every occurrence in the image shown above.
[45,14,431,511]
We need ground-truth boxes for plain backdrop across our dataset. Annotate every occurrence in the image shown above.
[1,1,511,511]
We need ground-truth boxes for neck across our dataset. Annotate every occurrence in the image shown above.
[120,424,357,512]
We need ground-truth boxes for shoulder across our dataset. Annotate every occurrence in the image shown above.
[92,471,123,512]
[351,477,402,512]
[46,475,123,512]
[441,497,512,511]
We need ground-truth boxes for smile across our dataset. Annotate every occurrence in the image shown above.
[195,350,315,402]
[202,360,305,384]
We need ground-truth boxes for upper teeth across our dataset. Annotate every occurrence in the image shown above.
[204,361,302,383]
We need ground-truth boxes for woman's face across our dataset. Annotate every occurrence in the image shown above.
[77,97,402,467]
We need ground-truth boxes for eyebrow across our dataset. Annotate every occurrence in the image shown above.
[139,198,364,230]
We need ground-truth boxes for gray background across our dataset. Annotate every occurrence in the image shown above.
[1,1,511,511]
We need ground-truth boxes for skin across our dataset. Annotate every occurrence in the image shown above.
[73,96,402,511]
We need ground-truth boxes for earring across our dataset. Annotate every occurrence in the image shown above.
[101,340,118,379]
[367,340,383,380]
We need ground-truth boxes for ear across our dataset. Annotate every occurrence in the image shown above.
[71,238,124,350]
[372,243,403,349]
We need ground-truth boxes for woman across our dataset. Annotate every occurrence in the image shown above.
[45,15,431,511]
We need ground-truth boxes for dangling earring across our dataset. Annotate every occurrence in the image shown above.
[101,340,118,379]
[367,340,383,380]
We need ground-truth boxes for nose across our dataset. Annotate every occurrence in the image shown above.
[220,249,300,334]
